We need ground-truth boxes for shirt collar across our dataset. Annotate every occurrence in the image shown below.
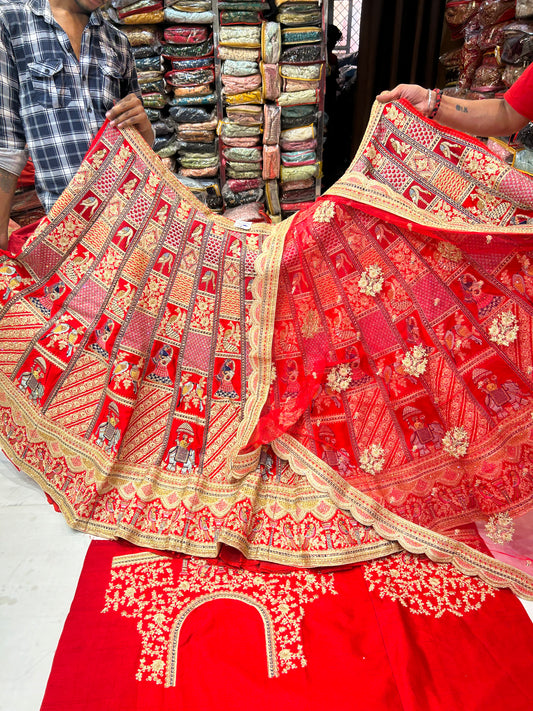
[27,0,104,27]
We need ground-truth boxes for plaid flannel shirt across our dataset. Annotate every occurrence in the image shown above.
[0,0,141,211]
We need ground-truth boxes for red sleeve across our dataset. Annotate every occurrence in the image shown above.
[504,63,533,121]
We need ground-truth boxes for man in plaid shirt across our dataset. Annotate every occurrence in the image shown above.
[0,0,154,248]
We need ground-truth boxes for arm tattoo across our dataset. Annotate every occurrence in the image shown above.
[455,104,468,113]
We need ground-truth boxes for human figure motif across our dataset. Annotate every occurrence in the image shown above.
[18,356,47,405]
[214,359,238,399]
[90,318,115,358]
[147,345,173,386]
[164,422,196,473]
[30,281,66,318]
[319,423,339,468]
[472,367,529,420]
[402,406,444,457]
[459,273,502,318]
[281,359,300,401]
[95,401,121,454]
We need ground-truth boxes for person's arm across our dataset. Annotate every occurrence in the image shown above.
[0,166,18,249]
[377,83,529,137]
[0,23,27,248]
[105,93,154,146]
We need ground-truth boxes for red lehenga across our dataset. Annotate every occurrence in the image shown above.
[3,100,533,597]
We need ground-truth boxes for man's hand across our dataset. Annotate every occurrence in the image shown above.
[105,93,154,146]
[377,84,429,115]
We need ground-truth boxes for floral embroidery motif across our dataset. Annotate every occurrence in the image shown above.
[363,552,495,617]
[485,512,515,544]
[358,264,384,297]
[436,240,463,262]
[359,444,385,475]
[313,200,336,223]
[401,345,429,377]
[326,364,352,393]
[442,426,469,458]
[103,553,337,685]
[488,310,519,347]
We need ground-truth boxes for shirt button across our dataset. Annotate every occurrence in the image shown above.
[88,106,93,113]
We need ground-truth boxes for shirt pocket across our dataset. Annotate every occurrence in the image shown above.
[28,59,72,109]
[99,62,123,111]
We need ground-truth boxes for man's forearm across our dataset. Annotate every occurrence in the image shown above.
[0,167,18,250]
[436,96,529,137]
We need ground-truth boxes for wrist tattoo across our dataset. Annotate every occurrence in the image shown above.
[455,104,468,113]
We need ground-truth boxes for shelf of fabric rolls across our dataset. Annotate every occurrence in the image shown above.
[440,0,533,172]
[105,0,329,224]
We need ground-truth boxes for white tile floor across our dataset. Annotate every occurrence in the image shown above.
[1,451,532,711]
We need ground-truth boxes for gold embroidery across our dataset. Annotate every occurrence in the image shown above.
[102,554,337,684]
[358,264,384,297]
[442,426,469,458]
[488,310,519,347]
[485,512,515,544]
[359,444,385,475]
[313,200,336,223]
[363,553,495,617]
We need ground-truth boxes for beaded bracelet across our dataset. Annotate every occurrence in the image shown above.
[428,88,442,119]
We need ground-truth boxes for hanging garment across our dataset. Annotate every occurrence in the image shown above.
[4,101,533,597]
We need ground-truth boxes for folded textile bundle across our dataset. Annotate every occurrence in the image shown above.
[179,165,219,177]
[277,88,319,105]
[163,24,209,43]
[263,104,282,145]
[165,68,215,86]
[169,106,215,123]
[225,88,263,104]
[261,62,282,101]
[281,26,322,44]
[265,177,281,215]
[278,5,322,26]
[282,77,320,92]
[220,10,263,24]
[226,177,264,192]
[218,45,261,61]
[281,104,317,128]
[223,201,265,221]
[135,54,162,71]
[280,184,315,202]
[225,104,264,124]
[164,6,214,23]
[221,135,261,147]
[280,161,319,181]
[222,185,265,207]
[281,149,316,165]
[263,144,281,179]
[221,73,262,94]
[279,43,321,62]
[218,118,263,138]
[162,38,213,58]
[118,23,162,46]
[170,93,217,105]
[261,21,282,63]
[220,25,262,47]
[223,146,263,163]
[280,62,322,80]
[172,85,213,98]
[222,59,260,76]
[279,138,317,154]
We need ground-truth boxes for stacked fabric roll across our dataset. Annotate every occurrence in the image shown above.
[162,21,219,187]
[274,0,323,216]
[217,1,269,222]
[441,0,533,174]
